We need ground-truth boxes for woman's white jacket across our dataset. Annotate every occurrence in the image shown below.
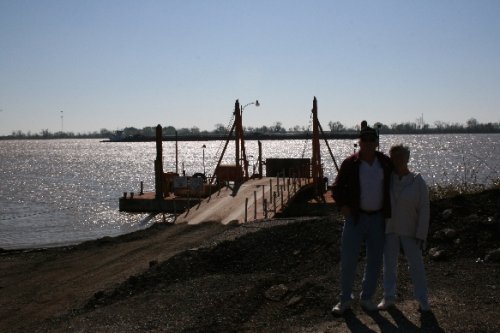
[385,172,430,241]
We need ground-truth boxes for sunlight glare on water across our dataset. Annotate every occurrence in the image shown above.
[0,134,498,250]
[0,140,164,249]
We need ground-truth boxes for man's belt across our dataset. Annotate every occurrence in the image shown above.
[359,209,382,215]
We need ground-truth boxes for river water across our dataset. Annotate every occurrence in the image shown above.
[0,134,498,250]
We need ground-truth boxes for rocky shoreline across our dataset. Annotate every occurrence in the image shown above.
[0,188,499,332]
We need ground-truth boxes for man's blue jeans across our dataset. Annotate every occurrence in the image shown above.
[340,212,385,302]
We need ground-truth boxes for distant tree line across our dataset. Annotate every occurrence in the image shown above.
[369,118,500,134]
[2,118,499,140]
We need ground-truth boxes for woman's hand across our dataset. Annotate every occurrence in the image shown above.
[416,239,427,251]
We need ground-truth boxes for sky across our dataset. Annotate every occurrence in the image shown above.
[1,0,499,136]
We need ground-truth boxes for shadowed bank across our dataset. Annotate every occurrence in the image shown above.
[0,189,498,332]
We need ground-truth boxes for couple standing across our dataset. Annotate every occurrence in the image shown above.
[331,122,431,315]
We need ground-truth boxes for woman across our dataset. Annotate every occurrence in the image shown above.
[377,144,431,312]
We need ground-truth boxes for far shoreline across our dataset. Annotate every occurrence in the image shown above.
[1,131,499,141]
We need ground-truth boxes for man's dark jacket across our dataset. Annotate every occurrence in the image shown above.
[331,151,393,219]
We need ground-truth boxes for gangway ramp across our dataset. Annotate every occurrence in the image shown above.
[175,177,313,225]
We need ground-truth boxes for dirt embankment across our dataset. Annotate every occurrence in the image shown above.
[0,189,499,333]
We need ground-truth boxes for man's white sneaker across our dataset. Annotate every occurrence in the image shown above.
[360,299,378,311]
[377,298,395,310]
[331,299,352,315]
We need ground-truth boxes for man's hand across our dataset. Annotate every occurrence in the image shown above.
[340,206,351,218]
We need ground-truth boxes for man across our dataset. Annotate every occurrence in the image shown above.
[331,122,392,315]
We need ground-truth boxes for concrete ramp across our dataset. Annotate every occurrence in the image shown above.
[175,177,312,225]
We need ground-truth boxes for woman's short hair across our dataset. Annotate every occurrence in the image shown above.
[389,144,410,160]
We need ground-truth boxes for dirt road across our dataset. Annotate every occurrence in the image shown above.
[0,222,227,332]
